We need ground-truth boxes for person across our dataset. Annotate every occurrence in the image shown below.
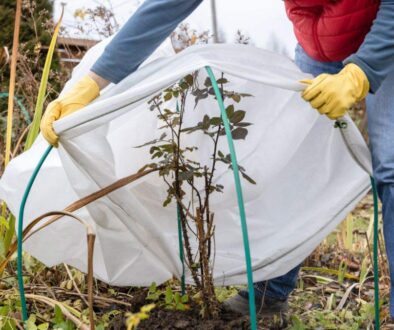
[40,0,394,317]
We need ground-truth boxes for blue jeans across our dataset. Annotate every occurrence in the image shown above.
[256,45,394,317]
[367,70,394,317]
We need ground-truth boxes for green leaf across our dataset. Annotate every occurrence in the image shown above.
[240,93,253,97]
[207,87,215,95]
[0,216,9,229]
[181,124,201,134]
[135,138,160,149]
[202,115,210,129]
[214,184,224,193]
[53,305,65,324]
[241,171,257,185]
[0,306,10,316]
[2,318,16,330]
[231,127,248,140]
[53,321,75,330]
[147,293,160,301]
[160,144,174,153]
[230,110,245,124]
[3,215,15,257]
[164,92,172,101]
[210,117,222,126]
[290,315,307,330]
[184,74,194,86]
[231,94,241,103]
[176,303,187,311]
[152,151,163,159]
[216,78,228,84]
[225,105,235,118]
[163,196,172,207]
[26,314,37,330]
[180,82,189,90]
[148,282,157,293]
[193,91,208,108]
[24,9,64,150]
[165,287,173,304]
[174,292,181,304]
[38,323,49,330]
[234,122,252,127]
[172,117,180,126]
[147,282,160,301]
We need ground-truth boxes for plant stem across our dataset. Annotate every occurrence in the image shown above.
[176,92,201,288]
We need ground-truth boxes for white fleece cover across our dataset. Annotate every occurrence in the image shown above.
[0,41,372,286]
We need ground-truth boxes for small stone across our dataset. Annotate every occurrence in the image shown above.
[174,320,190,329]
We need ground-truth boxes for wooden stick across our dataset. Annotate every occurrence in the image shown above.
[87,234,95,330]
[5,0,22,167]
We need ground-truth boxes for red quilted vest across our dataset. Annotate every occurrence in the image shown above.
[285,0,380,62]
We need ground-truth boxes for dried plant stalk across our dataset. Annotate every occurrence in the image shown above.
[5,0,22,167]
[24,294,89,330]
[0,167,159,273]
[13,210,96,329]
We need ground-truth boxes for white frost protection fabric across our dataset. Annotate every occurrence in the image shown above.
[0,43,372,286]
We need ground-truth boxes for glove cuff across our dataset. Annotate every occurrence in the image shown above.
[73,75,100,104]
[344,63,370,101]
[61,75,100,106]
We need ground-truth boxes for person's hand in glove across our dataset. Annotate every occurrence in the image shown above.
[40,74,105,147]
[301,63,370,120]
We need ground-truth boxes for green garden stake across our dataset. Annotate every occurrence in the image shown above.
[175,100,186,296]
[205,66,257,330]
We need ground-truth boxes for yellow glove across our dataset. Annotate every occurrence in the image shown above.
[40,75,100,147]
[301,63,369,120]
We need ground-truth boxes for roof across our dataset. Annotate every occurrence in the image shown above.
[57,37,99,49]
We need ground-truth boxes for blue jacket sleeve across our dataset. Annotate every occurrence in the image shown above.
[345,0,394,93]
[91,0,204,83]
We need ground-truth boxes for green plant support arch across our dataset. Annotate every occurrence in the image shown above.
[175,100,186,296]
[18,145,53,323]
[16,67,381,330]
[205,66,257,330]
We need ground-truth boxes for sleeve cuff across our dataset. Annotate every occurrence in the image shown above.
[91,58,125,84]
[344,55,379,94]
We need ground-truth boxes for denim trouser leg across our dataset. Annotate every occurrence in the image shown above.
[367,71,394,317]
[254,44,344,301]
[254,266,301,300]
